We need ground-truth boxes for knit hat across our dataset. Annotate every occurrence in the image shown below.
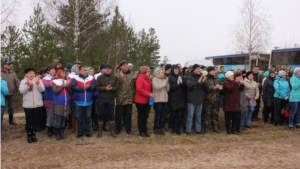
[278,70,287,77]
[263,71,269,78]
[218,73,225,82]
[207,66,215,73]
[242,70,247,75]
[225,71,234,78]
[246,71,253,78]
[140,66,150,74]
[57,69,63,79]
[165,64,172,71]
[1,59,11,65]
[294,68,300,75]
[128,63,133,67]
[99,64,105,70]
[66,63,72,70]
[192,64,201,71]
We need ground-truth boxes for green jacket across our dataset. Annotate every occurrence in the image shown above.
[204,74,222,104]
[116,70,135,105]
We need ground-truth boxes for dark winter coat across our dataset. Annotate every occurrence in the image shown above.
[223,79,244,112]
[262,76,275,107]
[96,73,119,102]
[168,67,187,110]
[186,72,207,104]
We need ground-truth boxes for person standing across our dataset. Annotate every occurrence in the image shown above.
[134,66,153,138]
[72,65,95,138]
[223,71,244,135]
[241,71,259,129]
[203,66,223,133]
[67,64,78,133]
[1,59,20,125]
[19,67,45,143]
[262,71,276,123]
[273,70,291,127]
[42,65,56,137]
[152,68,170,135]
[115,61,135,135]
[1,77,9,131]
[288,68,300,129]
[52,69,71,140]
[251,66,263,121]
[168,65,186,135]
[96,64,119,138]
[185,64,207,135]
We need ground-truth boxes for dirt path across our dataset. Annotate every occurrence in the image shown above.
[2,113,300,169]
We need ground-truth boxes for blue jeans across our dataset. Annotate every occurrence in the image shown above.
[240,106,253,127]
[186,103,202,133]
[54,114,66,129]
[153,102,167,130]
[1,106,5,131]
[289,102,300,127]
[77,105,92,135]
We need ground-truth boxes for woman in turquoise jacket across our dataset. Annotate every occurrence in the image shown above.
[288,68,300,129]
[273,70,291,126]
[1,77,9,131]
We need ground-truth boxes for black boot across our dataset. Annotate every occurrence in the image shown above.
[109,121,116,138]
[97,123,103,138]
[31,131,38,142]
[60,128,65,139]
[48,127,53,137]
[27,132,33,143]
[213,124,220,133]
[103,121,109,132]
[56,128,61,141]
[9,114,16,125]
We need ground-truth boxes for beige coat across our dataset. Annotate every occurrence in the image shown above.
[244,78,259,106]
[152,74,170,103]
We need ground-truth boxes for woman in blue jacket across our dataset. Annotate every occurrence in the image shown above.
[1,77,9,131]
[273,70,291,126]
[288,68,300,129]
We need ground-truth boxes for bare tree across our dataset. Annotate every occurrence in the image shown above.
[1,0,20,29]
[40,0,115,60]
[230,0,273,63]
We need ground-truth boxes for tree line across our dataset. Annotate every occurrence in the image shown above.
[1,1,161,80]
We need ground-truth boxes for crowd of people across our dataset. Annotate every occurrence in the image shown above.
[1,58,300,143]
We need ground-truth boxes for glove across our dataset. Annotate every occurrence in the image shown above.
[285,96,289,100]
[177,76,182,85]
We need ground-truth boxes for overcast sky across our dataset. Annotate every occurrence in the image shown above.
[16,0,300,65]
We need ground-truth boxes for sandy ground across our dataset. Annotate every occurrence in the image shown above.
[2,110,300,169]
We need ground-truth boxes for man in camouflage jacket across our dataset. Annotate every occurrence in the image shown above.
[203,66,223,133]
[115,60,136,135]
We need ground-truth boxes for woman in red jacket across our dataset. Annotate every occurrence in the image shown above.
[134,66,153,138]
[223,71,244,135]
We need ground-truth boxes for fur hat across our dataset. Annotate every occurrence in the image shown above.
[278,70,287,77]
[225,71,234,78]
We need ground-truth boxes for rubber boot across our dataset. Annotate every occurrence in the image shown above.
[31,131,38,142]
[71,116,76,133]
[56,128,61,141]
[97,123,103,138]
[48,127,53,137]
[103,121,108,132]
[27,132,33,143]
[93,116,98,131]
[9,114,16,125]
[203,123,208,134]
[109,121,116,138]
[60,128,65,139]
[213,124,220,133]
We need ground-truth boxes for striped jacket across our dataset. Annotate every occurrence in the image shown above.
[72,74,95,106]
[52,79,71,105]
[42,74,55,108]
